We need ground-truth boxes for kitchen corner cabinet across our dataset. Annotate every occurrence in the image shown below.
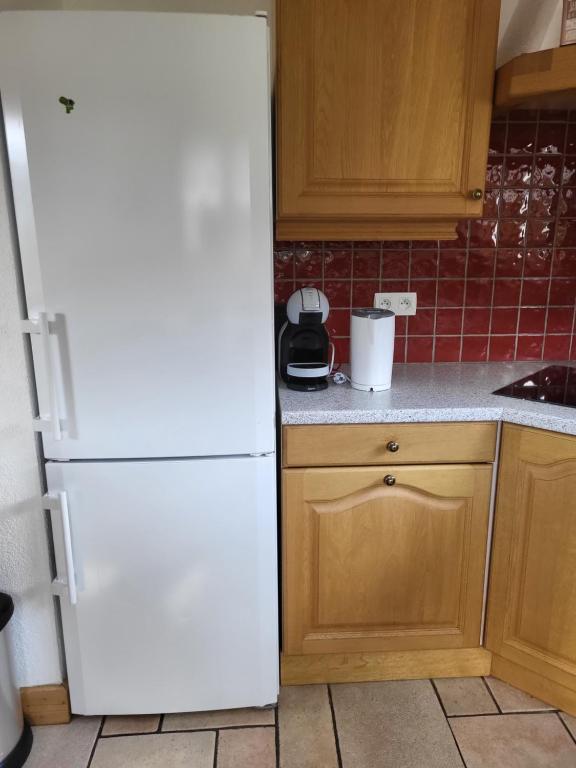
[486,424,576,715]
[275,0,500,241]
[281,423,496,685]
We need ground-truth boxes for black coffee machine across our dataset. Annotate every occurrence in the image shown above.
[278,287,332,391]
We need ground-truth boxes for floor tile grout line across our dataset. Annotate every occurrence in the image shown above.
[448,710,559,719]
[86,717,105,768]
[429,678,449,719]
[556,712,576,746]
[480,676,503,714]
[99,730,165,739]
[213,729,219,768]
[446,719,470,768]
[163,724,276,734]
[99,723,276,739]
[274,702,280,768]
[429,679,468,768]
[327,684,344,768]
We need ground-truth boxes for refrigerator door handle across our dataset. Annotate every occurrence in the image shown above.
[22,312,63,440]
[43,491,78,605]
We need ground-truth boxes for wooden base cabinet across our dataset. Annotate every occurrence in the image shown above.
[486,424,576,716]
[283,464,492,657]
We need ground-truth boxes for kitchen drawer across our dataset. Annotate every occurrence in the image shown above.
[282,422,497,467]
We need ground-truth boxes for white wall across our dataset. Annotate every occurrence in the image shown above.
[0,0,272,689]
[0,134,62,687]
[498,0,563,67]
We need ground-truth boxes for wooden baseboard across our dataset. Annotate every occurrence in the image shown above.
[491,655,576,718]
[20,656,576,718]
[281,648,492,685]
[21,683,71,725]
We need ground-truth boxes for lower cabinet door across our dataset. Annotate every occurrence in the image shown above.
[282,463,492,655]
[486,425,576,714]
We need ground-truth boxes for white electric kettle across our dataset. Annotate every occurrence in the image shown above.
[350,308,395,391]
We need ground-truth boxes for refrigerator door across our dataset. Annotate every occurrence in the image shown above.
[46,456,278,715]
[1,12,275,459]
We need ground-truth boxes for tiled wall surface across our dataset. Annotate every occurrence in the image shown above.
[274,109,576,364]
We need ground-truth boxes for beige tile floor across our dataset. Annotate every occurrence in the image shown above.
[25,677,576,768]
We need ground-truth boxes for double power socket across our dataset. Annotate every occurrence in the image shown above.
[373,292,418,316]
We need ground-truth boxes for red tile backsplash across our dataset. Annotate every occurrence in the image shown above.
[274,109,576,364]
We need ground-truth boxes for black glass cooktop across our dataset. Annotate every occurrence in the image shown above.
[493,365,576,408]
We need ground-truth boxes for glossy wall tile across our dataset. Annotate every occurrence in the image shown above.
[274,110,576,364]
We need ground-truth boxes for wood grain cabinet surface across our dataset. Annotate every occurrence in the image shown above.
[283,422,497,467]
[276,0,500,240]
[486,424,576,715]
[281,420,576,705]
[283,463,492,656]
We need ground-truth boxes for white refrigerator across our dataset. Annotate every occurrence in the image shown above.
[0,11,278,715]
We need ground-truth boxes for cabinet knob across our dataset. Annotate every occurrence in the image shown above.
[386,441,399,453]
[471,188,483,200]
[383,475,396,486]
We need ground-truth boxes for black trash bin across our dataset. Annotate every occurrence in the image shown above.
[0,594,32,767]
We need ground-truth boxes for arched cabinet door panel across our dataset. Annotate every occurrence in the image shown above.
[283,464,491,655]
[486,425,576,716]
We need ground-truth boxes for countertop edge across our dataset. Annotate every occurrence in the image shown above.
[280,407,504,426]
[281,405,576,436]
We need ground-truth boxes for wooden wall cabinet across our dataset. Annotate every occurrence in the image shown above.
[486,424,576,715]
[495,46,576,111]
[276,0,500,241]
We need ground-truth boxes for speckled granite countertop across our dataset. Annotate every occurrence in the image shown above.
[278,362,576,436]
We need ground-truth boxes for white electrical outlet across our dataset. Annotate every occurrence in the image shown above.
[373,292,418,316]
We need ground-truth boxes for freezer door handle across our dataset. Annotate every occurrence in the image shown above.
[43,491,77,605]
[22,312,63,440]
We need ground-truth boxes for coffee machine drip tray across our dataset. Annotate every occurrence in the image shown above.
[493,365,576,408]
[286,362,330,391]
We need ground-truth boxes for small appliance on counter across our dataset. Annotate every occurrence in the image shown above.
[278,287,334,391]
[350,308,395,391]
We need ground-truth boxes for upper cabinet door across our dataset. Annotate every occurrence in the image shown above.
[276,0,500,241]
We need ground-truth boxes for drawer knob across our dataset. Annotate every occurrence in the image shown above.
[383,475,396,486]
[471,188,483,200]
[386,441,399,453]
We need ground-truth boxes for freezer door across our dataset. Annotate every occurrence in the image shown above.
[46,456,278,715]
[1,12,275,459]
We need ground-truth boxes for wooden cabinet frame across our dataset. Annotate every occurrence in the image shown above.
[280,421,576,717]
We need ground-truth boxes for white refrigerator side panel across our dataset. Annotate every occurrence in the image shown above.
[0,12,275,459]
[47,456,278,715]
